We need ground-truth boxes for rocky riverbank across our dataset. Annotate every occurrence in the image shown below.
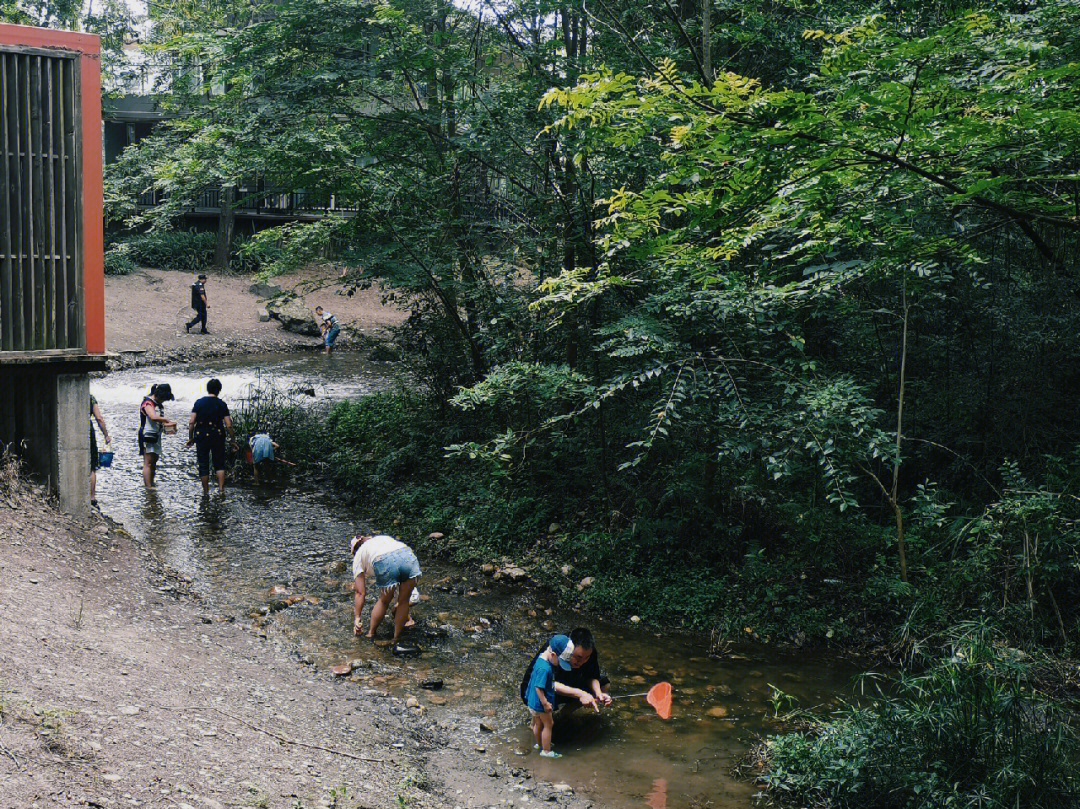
[0,477,593,809]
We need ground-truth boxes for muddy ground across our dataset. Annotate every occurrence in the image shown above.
[0,481,592,809]
[104,265,407,367]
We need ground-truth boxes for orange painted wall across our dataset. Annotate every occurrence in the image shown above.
[0,24,104,354]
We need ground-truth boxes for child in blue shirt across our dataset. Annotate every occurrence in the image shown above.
[526,634,575,758]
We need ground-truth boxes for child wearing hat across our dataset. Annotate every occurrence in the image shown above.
[526,634,575,758]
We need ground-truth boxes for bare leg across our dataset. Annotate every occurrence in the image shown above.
[143,454,157,488]
[367,588,393,638]
[200,475,210,495]
[90,470,97,501]
[216,469,226,493]
[392,578,416,641]
[540,713,554,752]
[531,714,543,748]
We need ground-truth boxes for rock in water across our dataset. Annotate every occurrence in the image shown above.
[420,679,444,691]
[330,662,354,677]
[266,296,320,336]
[392,643,422,658]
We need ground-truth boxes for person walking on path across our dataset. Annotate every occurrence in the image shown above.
[186,274,209,334]
[315,306,340,355]
[139,384,177,489]
[188,378,238,495]
[350,534,421,642]
[248,432,279,483]
[526,635,576,759]
[90,393,110,508]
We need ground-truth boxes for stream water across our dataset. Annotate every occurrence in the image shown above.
[92,352,863,809]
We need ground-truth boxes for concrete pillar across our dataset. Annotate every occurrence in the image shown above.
[55,373,90,517]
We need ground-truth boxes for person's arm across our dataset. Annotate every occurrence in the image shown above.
[353,574,366,634]
[553,682,598,711]
[187,411,197,445]
[144,402,168,424]
[92,403,110,445]
[591,679,611,705]
[272,441,280,449]
[535,686,553,713]
[200,290,208,306]
[224,414,237,445]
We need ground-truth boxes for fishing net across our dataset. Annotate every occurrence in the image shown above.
[647,681,672,720]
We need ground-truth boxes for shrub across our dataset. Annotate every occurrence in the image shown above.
[103,242,137,275]
[765,623,1080,809]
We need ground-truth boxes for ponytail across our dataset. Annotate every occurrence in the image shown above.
[150,384,158,396]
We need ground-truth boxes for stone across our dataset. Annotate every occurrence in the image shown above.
[577,576,594,591]
[503,566,528,582]
[420,679,444,690]
[405,696,420,709]
[249,280,285,299]
[551,783,573,794]
[118,705,141,716]
[706,706,728,718]
[547,524,561,534]
[266,296,320,336]
[428,532,445,540]
[479,721,496,733]
[714,684,735,697]
[480,564,496,575]
[630,615,641,624]
[428,695,447,706]
[560,565,572,577]
[330,663,354,677]
[257,309,271,323]
[328,559,348,575]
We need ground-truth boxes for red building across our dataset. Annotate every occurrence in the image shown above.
[0,23,106,514]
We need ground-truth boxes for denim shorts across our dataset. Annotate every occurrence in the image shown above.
[372,547,422,591]
[325,325,340,347]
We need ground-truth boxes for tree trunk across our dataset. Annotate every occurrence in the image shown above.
[892,278,910,583]
[214,184,236,272]
[702,0,712,85]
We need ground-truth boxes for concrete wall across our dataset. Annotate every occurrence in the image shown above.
[0,366,90,516]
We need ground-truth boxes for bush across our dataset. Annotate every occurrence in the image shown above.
[109,230,268,275]
[104,242,137,275]
[765,623,1080,809]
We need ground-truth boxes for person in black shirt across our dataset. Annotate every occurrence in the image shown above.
[187,378,237,494]
[520,627,612,715]
[186,274,209,334]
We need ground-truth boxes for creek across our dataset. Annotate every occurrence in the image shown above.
[92,351,863,809]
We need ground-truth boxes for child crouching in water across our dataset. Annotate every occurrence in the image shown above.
[527,634,575,758]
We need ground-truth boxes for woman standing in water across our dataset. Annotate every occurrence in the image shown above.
[350,534,422,642]
[139,384,177,488]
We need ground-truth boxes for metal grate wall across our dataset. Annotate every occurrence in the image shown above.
[0,47,82,352]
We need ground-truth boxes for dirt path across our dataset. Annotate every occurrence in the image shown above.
[105,266,407,365]
[0,484,590,809]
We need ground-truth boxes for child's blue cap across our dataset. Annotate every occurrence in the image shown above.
[550,634,575,671]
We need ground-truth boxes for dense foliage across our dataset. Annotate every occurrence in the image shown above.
[766,624,1080,808]
[108,0,1080,652]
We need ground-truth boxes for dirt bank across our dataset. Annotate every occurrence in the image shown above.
[105,265,407,367]
[0,482,592,809]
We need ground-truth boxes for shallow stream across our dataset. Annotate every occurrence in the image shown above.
[92,352,863,809]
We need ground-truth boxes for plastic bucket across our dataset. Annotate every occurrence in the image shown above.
[98,444,114,468]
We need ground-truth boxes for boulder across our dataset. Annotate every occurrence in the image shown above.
[577,576,594,591]
[249,280,285,299]
[257,309,271,323]
[266,296,320,336]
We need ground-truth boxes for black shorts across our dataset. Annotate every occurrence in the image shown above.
[196,436,227,476]
[90,429,99,472]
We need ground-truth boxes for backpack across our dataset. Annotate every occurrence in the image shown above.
[191,282,203,309]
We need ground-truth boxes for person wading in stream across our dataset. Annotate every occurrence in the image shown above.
[350,534,421,643]
[90,393,111,508]
[520,627,613,717]
[139,384,177,489]
[188,378,238,495]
